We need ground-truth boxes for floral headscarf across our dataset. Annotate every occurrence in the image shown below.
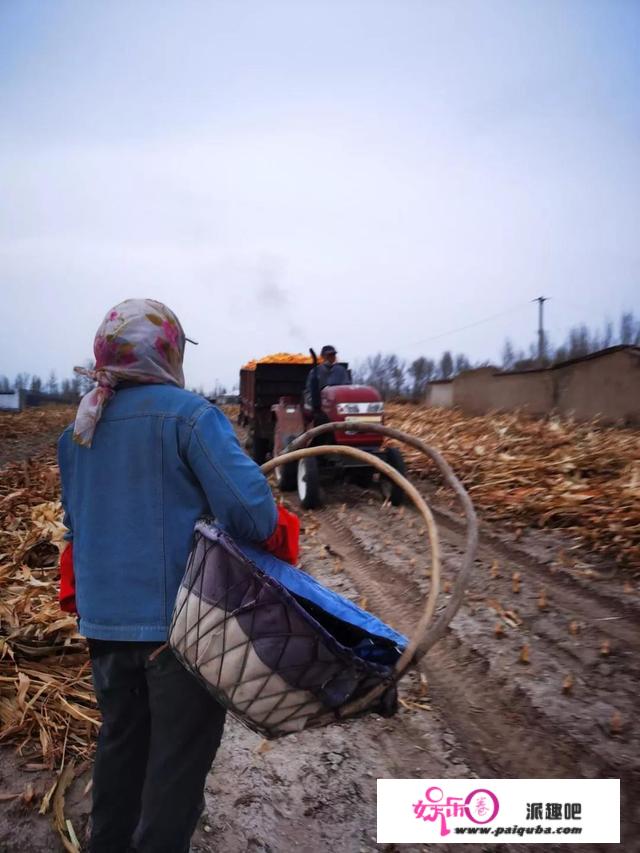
[73,299,186,447]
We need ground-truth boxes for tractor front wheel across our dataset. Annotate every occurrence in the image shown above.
[380,446,406,506]
[251,433,270,466]
[297,457,322,509]
[274,436,298,491]
[350,467,374,488]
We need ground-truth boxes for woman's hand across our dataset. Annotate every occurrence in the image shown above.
[261,505,300,565]
[59,542,77,614]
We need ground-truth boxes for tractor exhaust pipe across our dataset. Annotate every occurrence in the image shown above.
[309,348,322,415]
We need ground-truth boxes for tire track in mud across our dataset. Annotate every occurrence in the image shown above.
[319,498,640,737]
[313,506,580,778]
[429,502,640,648]
[306,499,640,850]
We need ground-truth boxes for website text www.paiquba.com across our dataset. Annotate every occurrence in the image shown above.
[455,826,582,837]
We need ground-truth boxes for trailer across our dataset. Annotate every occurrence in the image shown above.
[239,362,312,464]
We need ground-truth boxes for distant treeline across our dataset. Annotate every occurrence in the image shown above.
[353,311,640,400]
[0,367,226,402]
[0,372,89,400]
[2,312,638,403]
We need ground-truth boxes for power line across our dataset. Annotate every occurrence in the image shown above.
[405,301,527,349]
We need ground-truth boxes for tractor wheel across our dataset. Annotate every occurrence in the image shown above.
[380,446,406,506]
[274,436,298,491]
[297,457,322,509]
[350,467,374,488]
[251,434,270,466]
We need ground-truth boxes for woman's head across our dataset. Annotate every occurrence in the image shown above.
[92,298,186,386]
[73,298,187,446]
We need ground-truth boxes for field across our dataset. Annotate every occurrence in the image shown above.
[0,404,638,852]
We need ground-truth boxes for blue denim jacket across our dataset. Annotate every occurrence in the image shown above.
[57,384,277,641]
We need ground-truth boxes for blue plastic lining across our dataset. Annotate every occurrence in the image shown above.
[237,542,408,654]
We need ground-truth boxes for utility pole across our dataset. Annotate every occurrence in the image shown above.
[533,296,549,365]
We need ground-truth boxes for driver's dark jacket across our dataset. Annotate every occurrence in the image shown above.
[304,363,351,402]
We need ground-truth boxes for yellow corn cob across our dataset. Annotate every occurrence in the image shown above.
[242,352,315,370]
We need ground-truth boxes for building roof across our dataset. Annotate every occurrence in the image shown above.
[497,344,640,377]
[426,345,640,385]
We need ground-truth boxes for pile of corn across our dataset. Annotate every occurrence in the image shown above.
[242,352,314,371]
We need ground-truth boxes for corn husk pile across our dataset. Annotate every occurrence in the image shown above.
[0,406,74,466]
[0,408,97,772]
[242,352,314,370]
[220,403,240,423]
[387,404,640,570]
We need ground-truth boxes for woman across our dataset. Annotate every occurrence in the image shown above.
[58,299,288,853]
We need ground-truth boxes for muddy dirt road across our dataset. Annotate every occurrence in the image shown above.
[1,415,638,852]
[192,475,638,853]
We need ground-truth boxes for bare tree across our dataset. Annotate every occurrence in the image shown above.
[355,353,390,398]
[353,352,409,400]
[554,346,568,364]
[207,383,228,399]
[385,354,406,398]
[71,376,82,398]
[602,320,614,349]
[76,362,95,395]
[454,353,471,374]
[619,311,639,345]
[501,339,516,370]
[357,349,469,395]
[408,357,435,400]
[438,351,454,380]
[46,371,59,395]
[0,375,11,392]
[14,373,30,390]
[512,345,537,370]
[60,378,77,401]
[550,311,638,365]
[359,309,639,398]
[30,375,43,392]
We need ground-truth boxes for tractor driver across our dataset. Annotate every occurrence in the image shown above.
[307,345,350,393]
[304,345,351,414]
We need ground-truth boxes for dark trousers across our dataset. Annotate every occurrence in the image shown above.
[88,640,226,853]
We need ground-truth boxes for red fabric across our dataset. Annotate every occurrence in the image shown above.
[59,542,77,614]
[262,505,300,565]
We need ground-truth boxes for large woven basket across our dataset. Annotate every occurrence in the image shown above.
[170,423,478,738]
[169,520,402,738]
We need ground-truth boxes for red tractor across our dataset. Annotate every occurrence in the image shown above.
[239,353,405,509]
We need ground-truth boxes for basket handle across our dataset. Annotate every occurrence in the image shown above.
[261,422,478,719]
[262,443,441,687]
[286,421,478,655]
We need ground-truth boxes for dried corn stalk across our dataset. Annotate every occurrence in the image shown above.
[387,404,640,570]
[0,407,97,768]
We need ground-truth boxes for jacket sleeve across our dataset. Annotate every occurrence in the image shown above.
[187,405,278,542]
[57,431,74,542]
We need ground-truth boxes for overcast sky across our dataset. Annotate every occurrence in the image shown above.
[1,0,638,391]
